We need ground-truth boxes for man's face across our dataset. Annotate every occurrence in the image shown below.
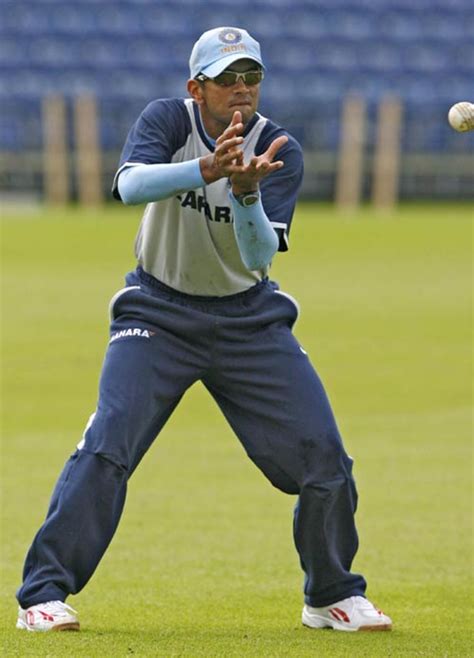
[188,58,262,138]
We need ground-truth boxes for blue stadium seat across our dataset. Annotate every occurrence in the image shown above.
[26,38,82,67]
[0,98,43,150]
[1,2,51,35]
[311,39,363,72]
[283,10,332,39]
[1,0,473,156]
[356,41,403,72]
[328,9,376,39]
[400,42,452,73]
[0,38,30,67]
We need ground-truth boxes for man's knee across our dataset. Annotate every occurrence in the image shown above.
[70,448,129,482]
[250,454,300,494]
[302,428,354,486]
[248,428,354,495]
[79,409,138,472]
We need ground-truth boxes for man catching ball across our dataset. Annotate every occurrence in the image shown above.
[16,27,391,633]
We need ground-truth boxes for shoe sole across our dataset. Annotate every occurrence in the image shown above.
[303,620,392,632]
[16,619,80,632]
[52,623,80,631]
[303,612,392,632]
[357,624,392,631]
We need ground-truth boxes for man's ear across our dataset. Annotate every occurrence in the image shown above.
[187,79,204,105]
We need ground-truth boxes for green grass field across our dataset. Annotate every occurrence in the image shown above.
[1,202,472,657]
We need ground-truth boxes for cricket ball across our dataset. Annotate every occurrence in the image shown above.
[447,102,474,133]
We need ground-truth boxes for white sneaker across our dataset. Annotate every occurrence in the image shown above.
[16,601,80,632]
[302,595,392,632]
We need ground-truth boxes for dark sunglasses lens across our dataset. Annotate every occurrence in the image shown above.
[244,71,263,85]
[213,70,263,86]
[214,72,238,86]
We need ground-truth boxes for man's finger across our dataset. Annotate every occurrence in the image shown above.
[215,136,244,153]
[247,156,260,170]
[216,123,244,145]
[219,150,245,167]
[226,163,247,175]
[263,160,284,174]
[265,135,288,161]
[228,111,244,137]
[231,110,242,126]
[262,159,284,170]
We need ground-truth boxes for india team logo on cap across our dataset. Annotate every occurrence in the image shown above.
[218,28,242,45]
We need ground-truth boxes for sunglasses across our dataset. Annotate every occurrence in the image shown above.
[196,69,264,87]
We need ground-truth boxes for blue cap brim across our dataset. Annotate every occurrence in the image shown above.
[200,53,264,78]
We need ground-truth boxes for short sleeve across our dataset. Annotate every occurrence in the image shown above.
[112,98,191,199]
[255,123,304,251]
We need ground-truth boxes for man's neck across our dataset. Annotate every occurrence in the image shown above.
[198,110,217,146]
[198,108,229,141]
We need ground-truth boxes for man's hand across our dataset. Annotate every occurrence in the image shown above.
[200,112,245,184]
[230,115,288,195]
[199,111,288,190]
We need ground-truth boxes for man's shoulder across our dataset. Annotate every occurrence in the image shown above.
[142,97,189,121]
[138,98,193,149]
[256,115,303,158]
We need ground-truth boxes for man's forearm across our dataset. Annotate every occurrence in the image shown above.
[229,191,278,270]
[118,161,278,270]
[117,161,205,205]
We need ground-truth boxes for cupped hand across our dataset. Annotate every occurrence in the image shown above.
[199,111,288,191]
[200,112,246,184]
[230,133,288,194]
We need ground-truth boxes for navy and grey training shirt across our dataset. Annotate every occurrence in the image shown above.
[113,98,303,296]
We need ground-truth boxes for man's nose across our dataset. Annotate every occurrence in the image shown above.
[234,77,249,91]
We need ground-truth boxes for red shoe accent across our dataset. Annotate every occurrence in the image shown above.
[329,607,351,623]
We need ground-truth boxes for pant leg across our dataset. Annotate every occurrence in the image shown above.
[203,289,367,607]
[17,286,209,608]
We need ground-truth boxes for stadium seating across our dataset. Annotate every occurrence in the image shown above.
[0,0,472,157]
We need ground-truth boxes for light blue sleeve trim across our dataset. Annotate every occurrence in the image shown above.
[228,191,279,271]
[117,160,205,205]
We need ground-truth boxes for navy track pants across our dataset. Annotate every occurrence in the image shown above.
[17,268,367,609]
